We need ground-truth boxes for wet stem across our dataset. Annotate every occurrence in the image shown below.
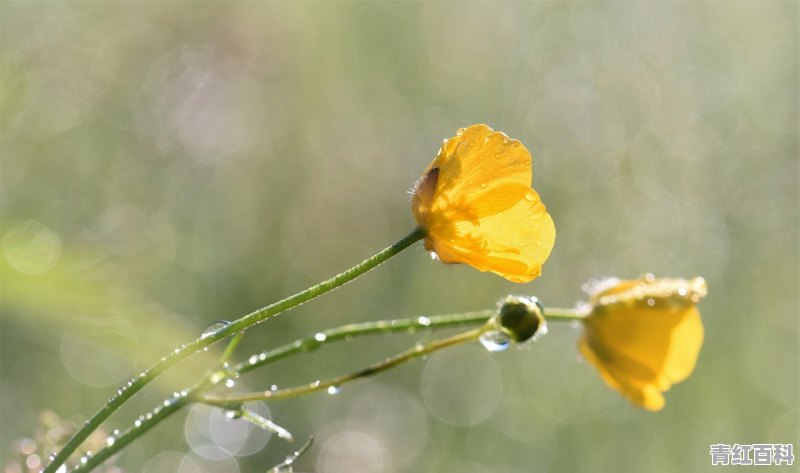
[43,226,427,473]
[68,311,496,472]
[68,307,584,472]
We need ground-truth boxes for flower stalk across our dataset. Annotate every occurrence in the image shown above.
[63,305,578,472]
[44,226,427,473]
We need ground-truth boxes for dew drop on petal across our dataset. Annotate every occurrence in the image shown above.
[479,331,511,352]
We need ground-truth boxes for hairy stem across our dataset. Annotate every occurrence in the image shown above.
[233,310,496,376]
[201,326,487,405]
[43,226,426,473]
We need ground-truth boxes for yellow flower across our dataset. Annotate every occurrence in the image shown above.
[411,124,556,283]
[578,275,707,411]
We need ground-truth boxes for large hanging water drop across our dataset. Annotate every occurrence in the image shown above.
[479,330,511,352]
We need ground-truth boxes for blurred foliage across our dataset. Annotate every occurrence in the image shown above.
[1,2,797,472]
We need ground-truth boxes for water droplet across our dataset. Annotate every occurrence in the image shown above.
[643,273,655,282]
[647,298,656,307]
[259,353,267,361]
[249,355,259,365]
[270,384,278,392]
[314,333,327,342]
[523,193,536,202]
[224,378,236,388]
[479,331,511,352]
[327,385,341,395]
[428,251,440,261]
[479,182,488,189]
[494,152,501,159]
[532,323,548,341]
[201,320,230,340]
[56,465,67,473]
[311,380,321,388]
[134,419,142,427]
[49,453,57,461]
[224,408,243,420]
[417,316,431,326]
[106,436,115,447]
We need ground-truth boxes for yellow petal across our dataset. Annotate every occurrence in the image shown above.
[411,124,555,283]
[579,276,706,411]
[437,124,532,199]
[427,184,555,283]
[579,336,667,411]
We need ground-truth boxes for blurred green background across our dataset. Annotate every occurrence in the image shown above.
[1,2,797,472]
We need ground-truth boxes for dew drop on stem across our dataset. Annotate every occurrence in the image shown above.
[201,320,231,340]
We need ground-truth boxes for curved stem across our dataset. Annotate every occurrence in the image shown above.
[202,326,488,405]
[64,310,492,472]
[234,310,496,376]
[44,226,427,473]
[71,393,191,472]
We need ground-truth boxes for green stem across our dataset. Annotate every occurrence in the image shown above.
[70,391,196,472]
[62,309,492,473]
[219,331,246,365]
[233,310,496,376]
[543,306,586,321]
[43,226,427,473]
[202,326,488,405]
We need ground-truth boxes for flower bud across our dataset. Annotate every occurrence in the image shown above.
[496,295,545,343]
